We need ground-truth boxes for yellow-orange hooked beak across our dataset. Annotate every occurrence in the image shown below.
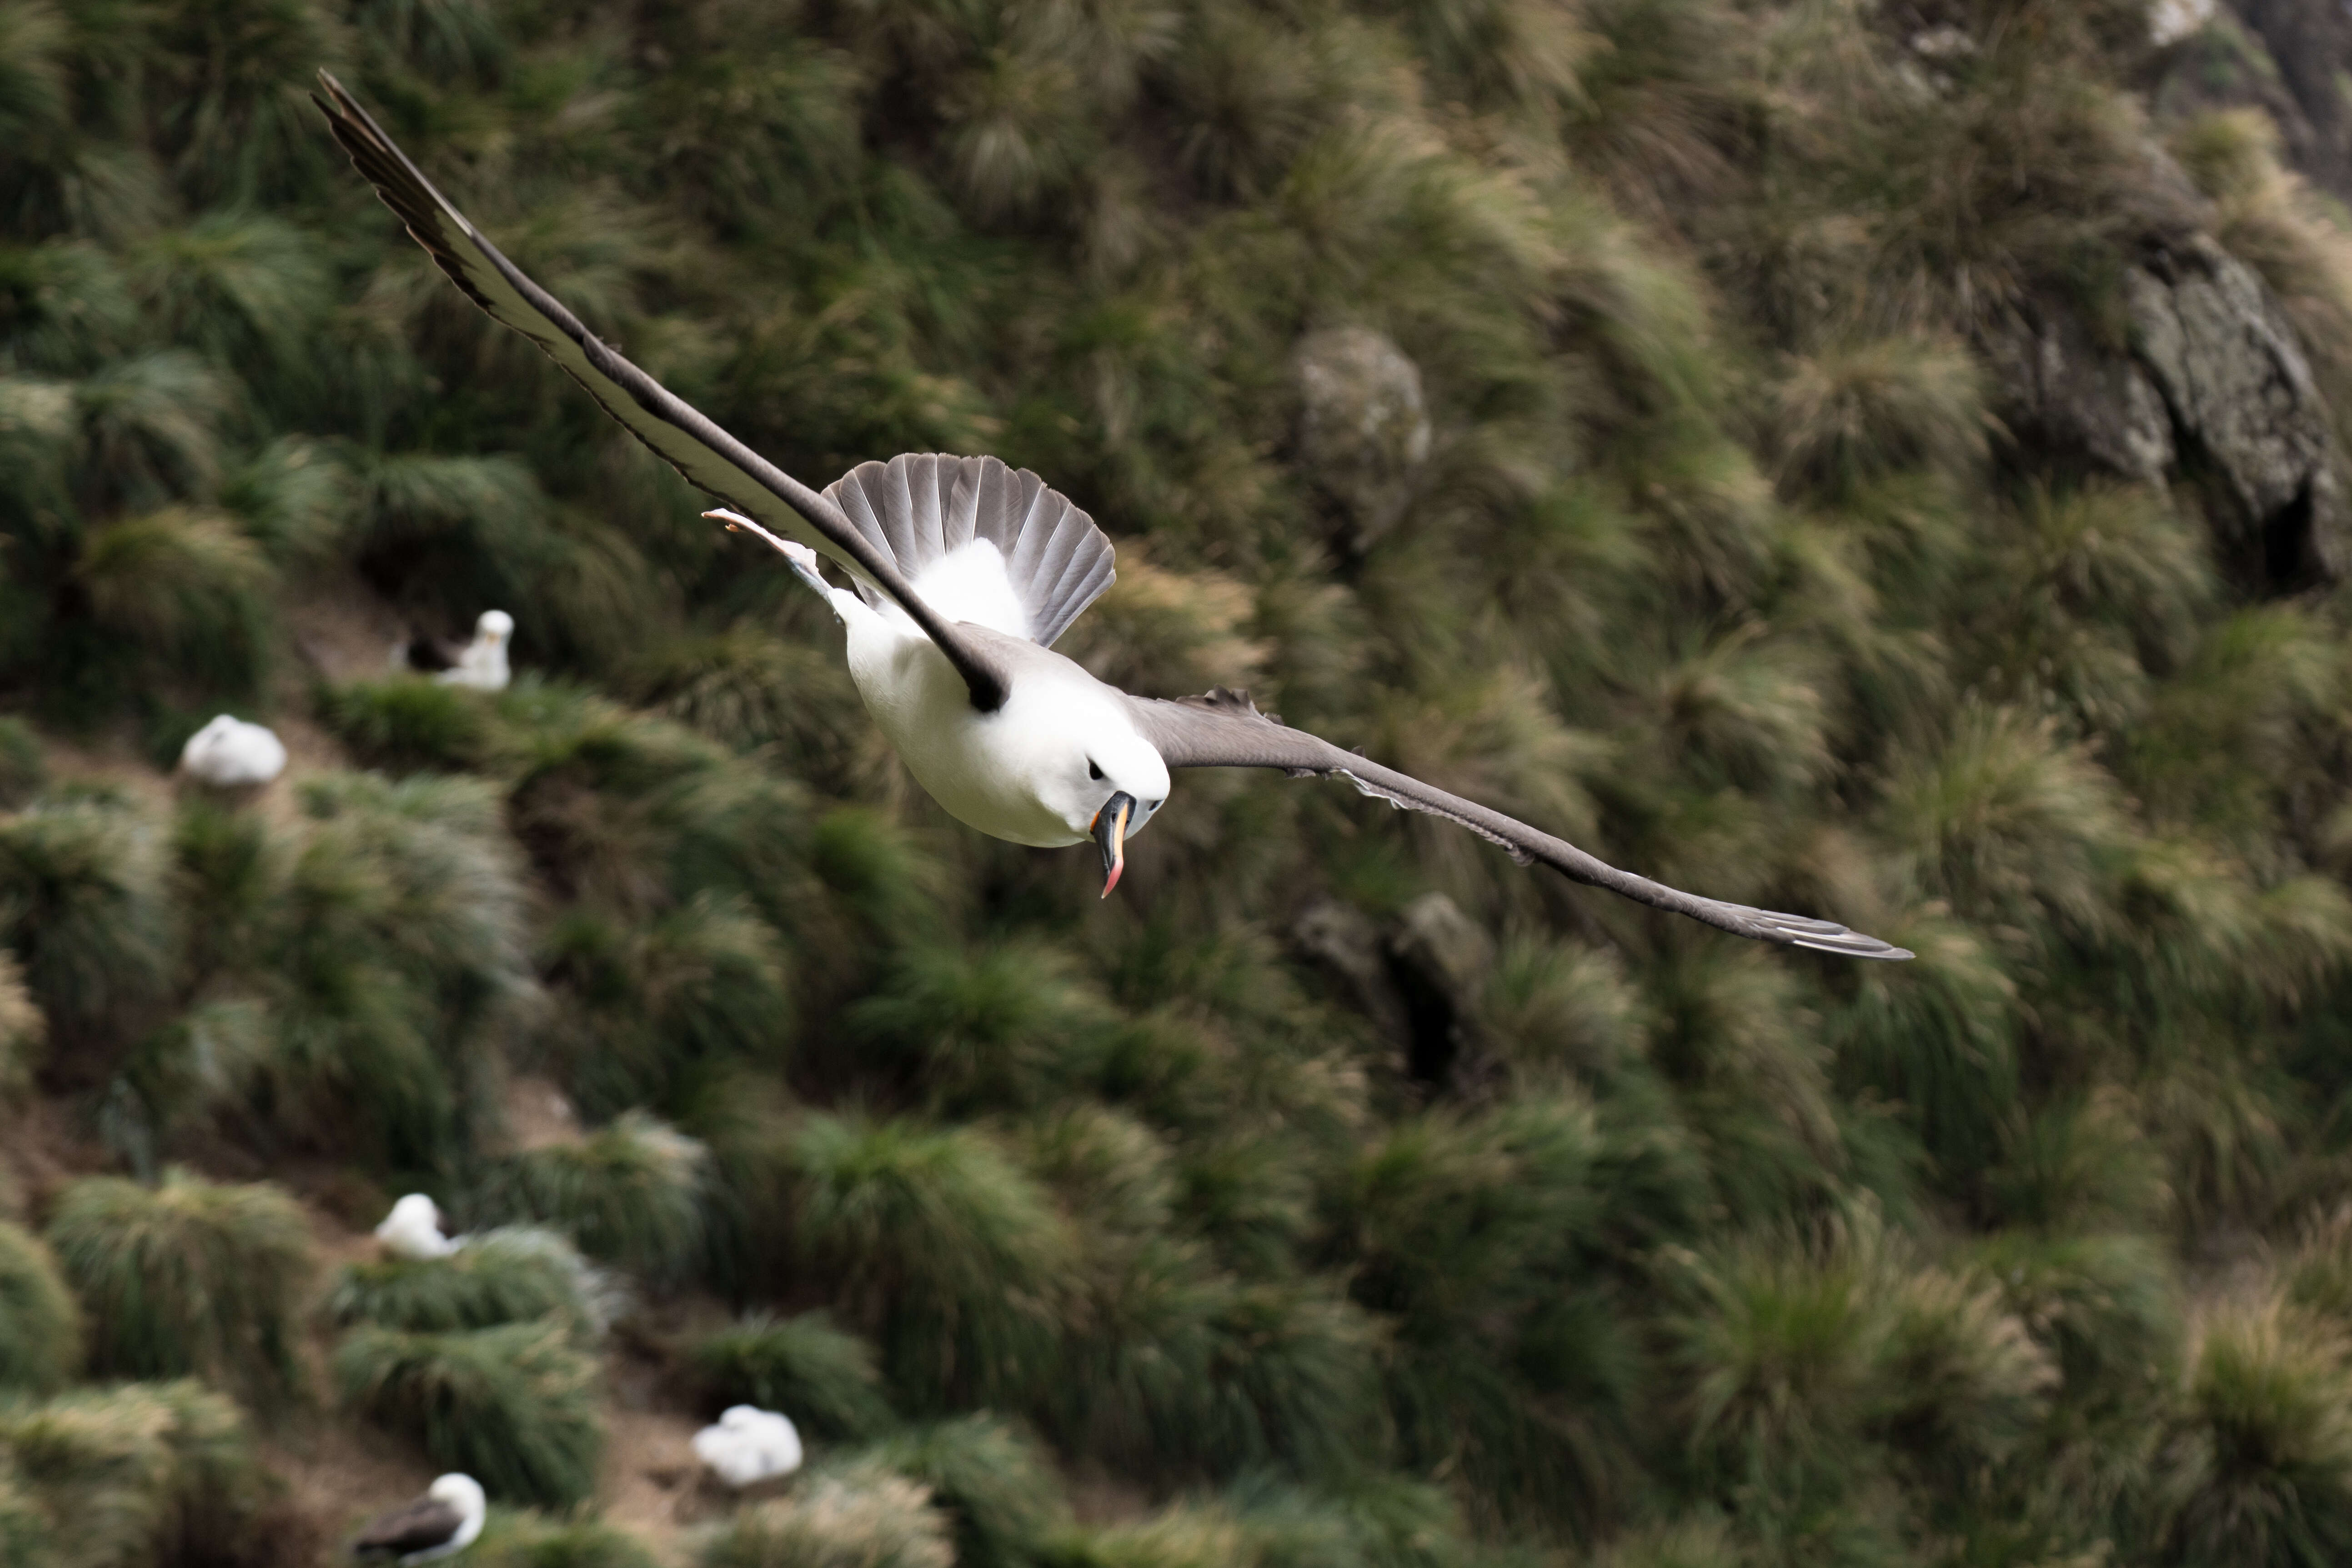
[1091,792,1136,899]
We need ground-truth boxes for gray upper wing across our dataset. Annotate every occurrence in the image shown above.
[352,1497,463,1557]
[1131,688,1912,960]
[311,72,1012,711]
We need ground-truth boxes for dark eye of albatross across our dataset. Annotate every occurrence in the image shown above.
[1088,760,1104,781]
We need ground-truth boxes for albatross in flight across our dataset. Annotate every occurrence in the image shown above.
[313,74,1909,961]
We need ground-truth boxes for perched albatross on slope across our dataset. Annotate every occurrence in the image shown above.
[352,1474,485,1562]
[313,74,1909,961]
[693,1404,805,1487]
[396,610,514,691]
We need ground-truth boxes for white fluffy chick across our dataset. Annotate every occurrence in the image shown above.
[692,1405,803,1488]
[435,610,513,691]
[374,1193,457,1261]
[178,715,287,787]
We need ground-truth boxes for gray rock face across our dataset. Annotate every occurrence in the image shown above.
[1988,236,2348,585]
[1984,301,2177,488]
[1291,327,1434,551]
[2128,238,2347,578]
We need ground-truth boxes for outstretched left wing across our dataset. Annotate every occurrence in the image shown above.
[1130,688,1911,960]
[311,72,1016,712]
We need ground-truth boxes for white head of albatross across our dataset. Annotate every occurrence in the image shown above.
[1005,679,1170,897]
[351,1473,485,1563]
[374,1194,456,1261]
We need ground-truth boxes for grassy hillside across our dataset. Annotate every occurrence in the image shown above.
[9,0,2352,1563]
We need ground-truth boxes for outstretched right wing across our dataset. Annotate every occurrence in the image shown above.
[312,72,1014,711]
[1131,688,1911,960]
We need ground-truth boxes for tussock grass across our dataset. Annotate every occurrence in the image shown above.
[471,1112,710,1287]
[335,1319,604,1508]
[316,676,499,776]
[848,941,1107,1111]
[691,1312,894,1442]
[0,1379,269,1568]
[699,1463,952,1568]
[326,1227,615,1342]
[2161,1300,2352,1565]
[0,954,40,1103]
[0,721,40,809]
[785,1112,1077,1408]
[857,1417,1064,1568]
[469,1513,661,1568]
[0,797,175,1037]
[0,1223,77,1396]
[45,1169,311,1405]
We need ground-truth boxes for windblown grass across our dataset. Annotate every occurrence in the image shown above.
[785,1112,1077,1409]
[856,1417,1065,1568]
[691,1312,895,1442]
[44,1169,310,1406]
[335,1319,604,1508]
[0,1223,77,1396]
[698,1463,952,1568]
[469,1513,661,1568]
[0,1379,269,1568]
[0,954,40,1103]
[470,1112,710,1287]
[326,1227,615,1342]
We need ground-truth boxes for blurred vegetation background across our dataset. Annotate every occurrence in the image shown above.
[9,0,2352,1562]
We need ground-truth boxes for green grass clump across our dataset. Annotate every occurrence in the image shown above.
[470,1112,710,1287]
[335,1319,604,1509]
[857,1417,1065,1568]
[0,955,40,1103]
[690,1312,894,1441]
[785,1112,1077,1410]
[44,1168,311,1405]
[315,675,499,775]
[0,798,174,1038]
[2160,1300,2352,1566]
[0,721,40,810]
[468,1512,662,1568]
[0,1223,78,1396]
[0,1380,268,1568]
[326,1227,614,1342]
[0,1462,47,1568]
[699,1463,952,1568]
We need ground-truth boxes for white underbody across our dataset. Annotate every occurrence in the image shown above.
[772,532,1163,848]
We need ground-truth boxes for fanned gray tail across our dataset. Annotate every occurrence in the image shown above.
[823,453,1116,648]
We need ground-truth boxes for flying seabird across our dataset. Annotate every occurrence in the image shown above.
[178,715,288,787]
[351,1473,486,1563]
[395,610,514,691]
[313,75,1910,961]
[374,1193,458,1261]
[692,1405,805,1487]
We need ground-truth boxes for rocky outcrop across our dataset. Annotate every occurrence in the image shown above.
[1291,327,1433,552]
[1988,235,2349,586]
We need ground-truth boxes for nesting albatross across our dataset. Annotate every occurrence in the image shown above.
[314,74,1910,961]
[351,1474,485,1563]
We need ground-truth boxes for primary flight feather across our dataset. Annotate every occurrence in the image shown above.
[313,73,1910,962]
